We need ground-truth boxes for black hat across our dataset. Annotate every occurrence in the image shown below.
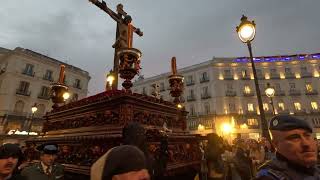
[269,115,312,132]
[36,143,59,154]
[91,145,147,180]
[0,143,23,159]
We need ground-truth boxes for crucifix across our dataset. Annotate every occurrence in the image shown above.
[89,0,143,90]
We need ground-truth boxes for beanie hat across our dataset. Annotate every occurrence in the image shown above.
[91,145,147,180]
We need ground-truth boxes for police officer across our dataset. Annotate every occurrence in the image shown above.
[254,115,320,180]
[21,143,64,180]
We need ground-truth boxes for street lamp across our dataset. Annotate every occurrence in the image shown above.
[236,15,269,139]
[265,83,275,115]
[106,70,115,91]
[29,103,38,134]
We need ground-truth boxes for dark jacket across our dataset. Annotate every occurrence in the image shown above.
[254,153,320,180]
[21,162,64,180]
[5,174,27,180]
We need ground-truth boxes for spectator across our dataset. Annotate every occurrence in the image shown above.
[91,145,150,180]
[21,143,64,180]
[0,143,25,180]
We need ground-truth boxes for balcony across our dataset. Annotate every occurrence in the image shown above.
[243,92,254,97]
[310,109,320,114]
[225,90,237,97]
[289,89,301,96]
[22,71,35,77]
[245,110,256,115]
[186,81,195,86]
[201,93,211,99]
[241,75,251,80]
[301,72,313,78]
[274,90,286,96]
[224,75,233,80]
[200,77,210,83]
[187,95,196,102]
[16,89,31,96]
[285,72,295,79]
[270,73,280,79]
[38,94,51,100]
[294,109,306,114]
[305,90,318,95]
[277,109,290,115]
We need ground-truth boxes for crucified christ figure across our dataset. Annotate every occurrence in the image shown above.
[89,0,143,49]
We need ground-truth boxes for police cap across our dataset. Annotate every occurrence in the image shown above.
[36,143,59,154]
[269,115,312,133]
[0,143,23,159]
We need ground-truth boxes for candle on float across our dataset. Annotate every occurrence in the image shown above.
[171,57,177,75]
[58,65,65,84]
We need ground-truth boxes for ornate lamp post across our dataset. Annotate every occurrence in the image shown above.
[168,57,184,107]
[265,83,275,115]
[50,65,70,109]
[29,103,38,134]
[236,15,268,139]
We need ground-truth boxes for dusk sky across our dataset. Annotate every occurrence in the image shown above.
[0,0,319,95]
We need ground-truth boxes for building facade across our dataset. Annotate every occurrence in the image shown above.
[0,47,90,134]
[133,53,320,140]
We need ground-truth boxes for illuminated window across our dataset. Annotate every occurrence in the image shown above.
[248,103,254,112]
[294,102,301,111]
[305,83,313,92]
[241,69,248,78]
[244,85,251,94]
[263,103,269,111]
[278,102,285,111]
[311,102,318,110]
[247,118,258,126]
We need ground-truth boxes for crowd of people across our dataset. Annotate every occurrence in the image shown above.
[0,115,319,180]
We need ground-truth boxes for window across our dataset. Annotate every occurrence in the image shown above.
[142,87,147,95]
[224,69,231,76]
[72,93,78,101]
[278,102,285,111]
[23,64,34,75]
[160,82,165,91]
[74,79,81,89]
[226,83,233,90]
[13,100,24,113]
[248,103,254,112]
[204,103,210,114]
[18,81,30,92]
[200,72,209,82]
[289,83,296,89]
[189,89,195,97]
[241,69,248,77]
[244,85,251,94]
[301,66,307,73]
[202,86,209,95]
[294,102,301,110]
[189,105,195,116]
[305,83,313,92]
[40,86,50,97]
[270,68,277,74]
[274,83,281,90]
[44,70,53,81]
[263,103,269,111]
[247,118,258,126]
[311,102,318,110]
[285,68,292,73]
[229,103,236,112]
[256,69,263,77]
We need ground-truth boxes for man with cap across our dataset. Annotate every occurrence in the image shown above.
[0,143,25,180]
[21,143,64,180]
[254,115,320,180]
[91,145,150,180]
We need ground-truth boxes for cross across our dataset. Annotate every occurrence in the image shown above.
[89,0,143,90]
